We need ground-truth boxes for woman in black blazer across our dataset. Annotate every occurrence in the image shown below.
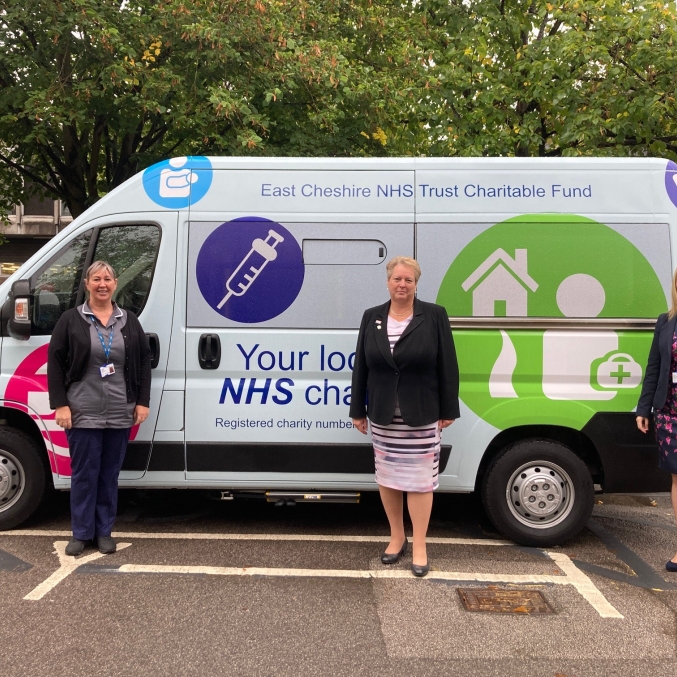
[350,256,460,577]
[637,273,677,571]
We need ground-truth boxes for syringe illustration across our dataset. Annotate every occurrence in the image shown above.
[217,229,285,309]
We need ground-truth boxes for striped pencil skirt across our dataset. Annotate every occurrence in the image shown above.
[370,405,441,493]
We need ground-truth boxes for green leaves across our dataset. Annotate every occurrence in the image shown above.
[407,0,677,160]
[0,0,417,216]
[2,0,675,220]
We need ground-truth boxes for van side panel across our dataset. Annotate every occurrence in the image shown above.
[3,157,675,498]
[184,215,414,484]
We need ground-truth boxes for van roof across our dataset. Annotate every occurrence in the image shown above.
[84,155,670,222]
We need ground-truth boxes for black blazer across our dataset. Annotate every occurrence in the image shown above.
[349,298,460,426]
[637,312,677,417]
[48,307,152,410]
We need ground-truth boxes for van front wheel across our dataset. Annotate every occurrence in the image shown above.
[0,428,48,530]
[481,440,594,547]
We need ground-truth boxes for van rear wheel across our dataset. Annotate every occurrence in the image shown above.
[0,428,48,530]
[481,439,594,547]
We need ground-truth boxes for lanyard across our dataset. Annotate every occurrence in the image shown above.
[90,315,114,362]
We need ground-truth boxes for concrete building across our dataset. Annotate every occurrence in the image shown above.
[0,194,72,283]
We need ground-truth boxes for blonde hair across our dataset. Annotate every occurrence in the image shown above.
[85,260,117,281]
[386,256,421,282]
[670,267,677,319]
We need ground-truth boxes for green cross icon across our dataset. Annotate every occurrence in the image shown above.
[610,364,631,384]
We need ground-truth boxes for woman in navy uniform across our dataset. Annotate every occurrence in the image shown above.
[49,261,151,556]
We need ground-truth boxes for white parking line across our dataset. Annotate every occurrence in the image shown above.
[23,541,131,601]
[12,532,623,618]
[112,553,623,619]
[119,564,554,581]
[3,529,512,546]
[547,551,623,619]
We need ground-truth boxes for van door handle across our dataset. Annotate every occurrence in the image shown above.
[146,333,160,369]
[198,333,221,370]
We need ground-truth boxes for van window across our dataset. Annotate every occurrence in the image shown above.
[93,225,161,317]
[29,224,161,335]
[303,239,386,265]
[30,230,92,335]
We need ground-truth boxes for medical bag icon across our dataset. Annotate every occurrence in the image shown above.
[596,353,642,389]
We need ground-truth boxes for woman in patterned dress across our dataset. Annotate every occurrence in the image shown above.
[350,257,460,577]
[637,268,677,571]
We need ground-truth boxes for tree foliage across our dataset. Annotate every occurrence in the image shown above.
[402,0,677,158]
[0,0,416,217]
[1,0,677,219]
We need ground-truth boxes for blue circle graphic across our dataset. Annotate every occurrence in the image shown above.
[196,217,305,323]
[142,156,213,208]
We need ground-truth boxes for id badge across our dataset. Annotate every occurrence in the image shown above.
[100,363,115,378]
[673,372,677,384]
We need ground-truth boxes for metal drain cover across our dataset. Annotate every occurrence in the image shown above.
[457,588,553,614]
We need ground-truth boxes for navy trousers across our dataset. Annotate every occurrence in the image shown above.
[67,427,131,540]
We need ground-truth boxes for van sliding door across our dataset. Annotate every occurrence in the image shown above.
[184,220,413,484]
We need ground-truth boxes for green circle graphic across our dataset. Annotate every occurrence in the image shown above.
[436,215,667,430]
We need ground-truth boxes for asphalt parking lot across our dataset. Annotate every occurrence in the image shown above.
[2,490,677,676]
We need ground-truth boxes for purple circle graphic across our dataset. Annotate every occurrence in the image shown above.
[196,217,304,323]
[665,160,677,209]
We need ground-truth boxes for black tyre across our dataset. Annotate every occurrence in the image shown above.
[481,439,594,547]
[0,428,48,530]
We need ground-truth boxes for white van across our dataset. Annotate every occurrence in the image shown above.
[1,156,674,546]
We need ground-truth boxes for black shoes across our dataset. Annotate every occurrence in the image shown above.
[97,536,117,554]
[380,539,430,576]
[411,561,430,578]
[65,538,86,556]
[666,560,677,572]
[65,536,116,556]
[380,538,408,564]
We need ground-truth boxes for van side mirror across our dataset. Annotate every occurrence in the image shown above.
[8,280,31,341]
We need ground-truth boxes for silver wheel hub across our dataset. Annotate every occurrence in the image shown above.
[0,450,24,512]
[506,461,575,529]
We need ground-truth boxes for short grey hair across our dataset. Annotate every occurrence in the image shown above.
[85,260,117,281]
[386,256,421,282]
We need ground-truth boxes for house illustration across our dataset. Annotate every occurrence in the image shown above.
[462,248,539,316]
